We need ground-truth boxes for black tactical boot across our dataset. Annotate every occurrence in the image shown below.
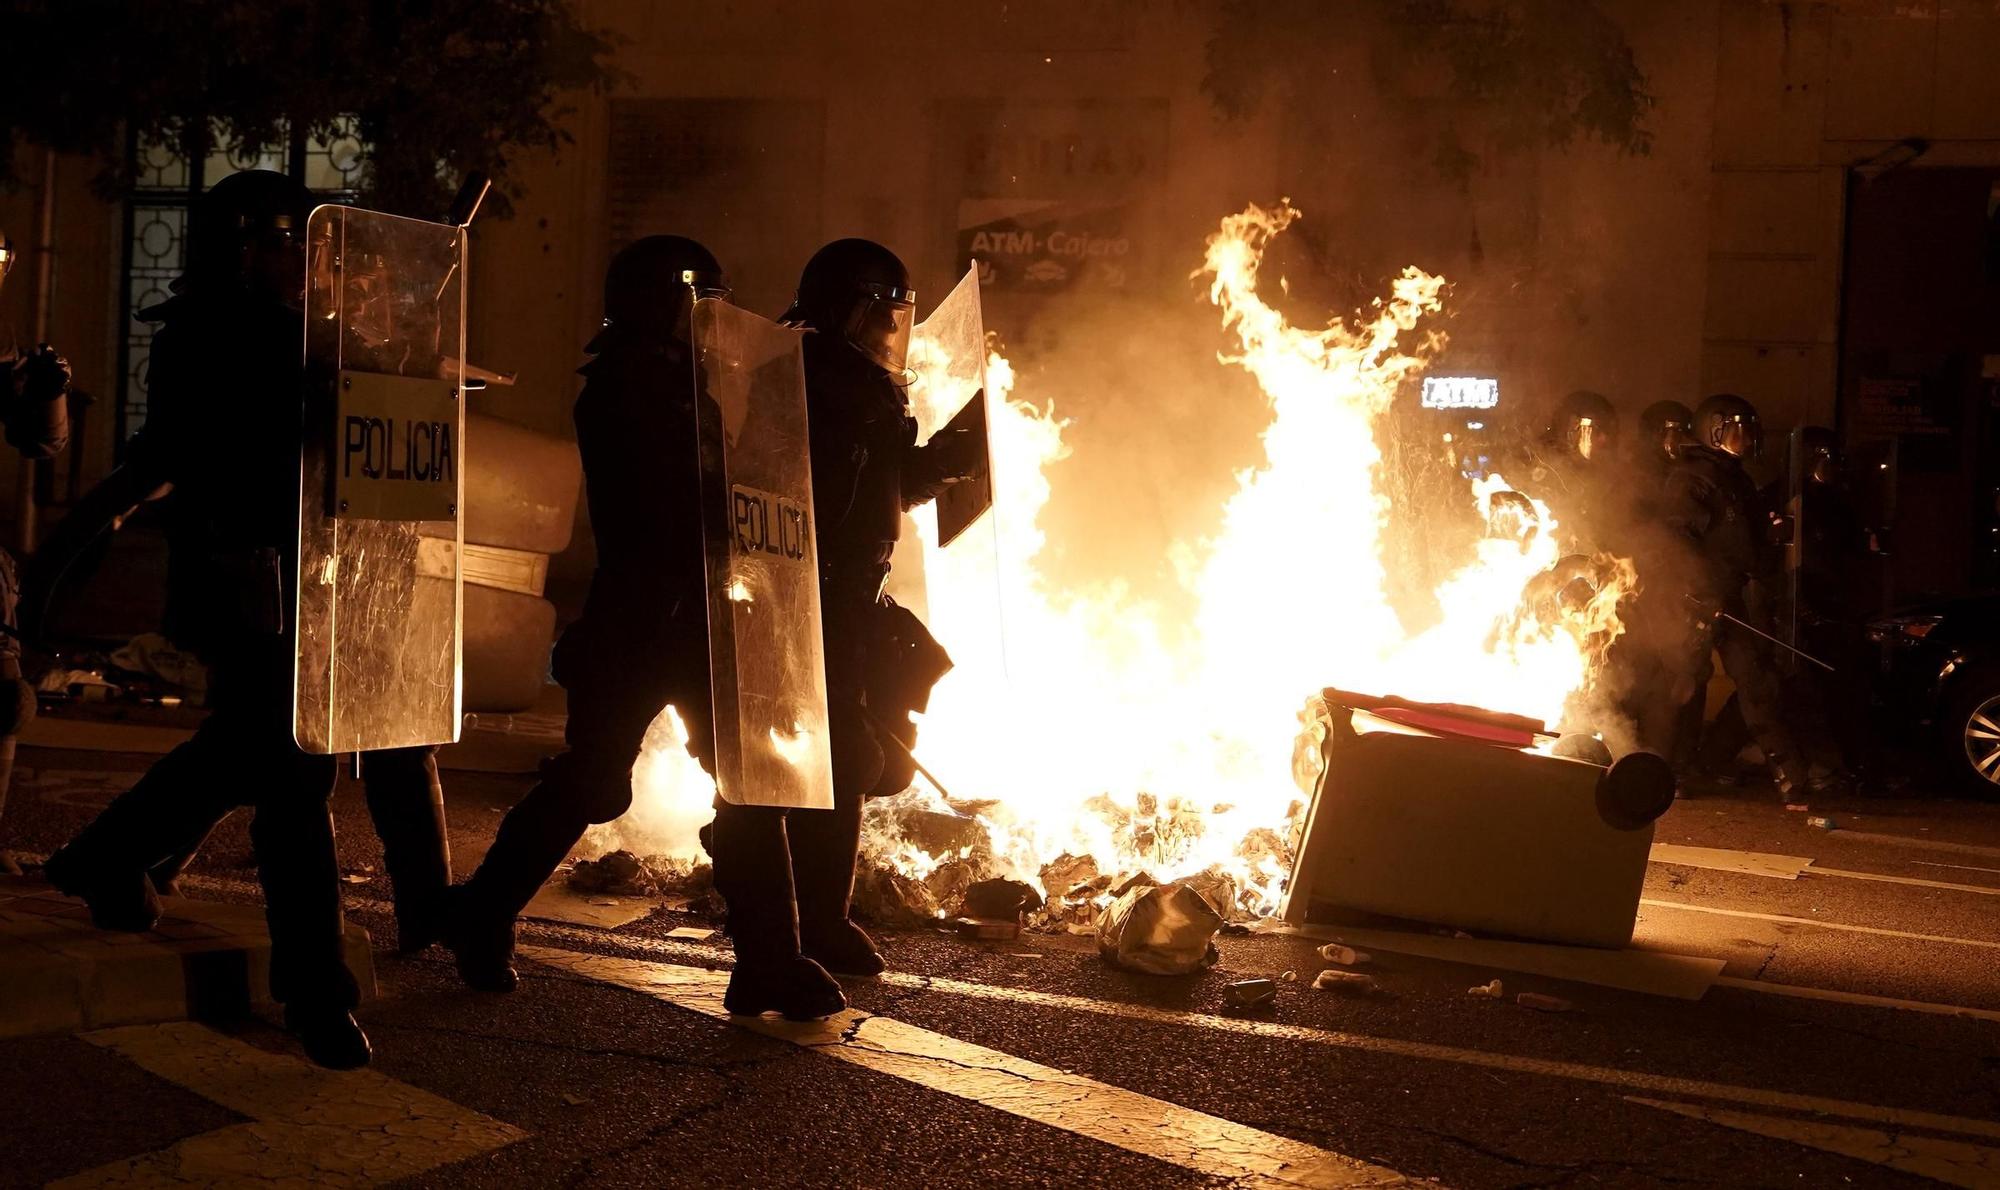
[723,956,848,1021]
[443,887,518,993]
[789,796,884,977]
[43,846,161,932]
[283,1004,372,1070]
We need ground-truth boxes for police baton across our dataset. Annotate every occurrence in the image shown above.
[1685,596,1835,672]
[860,706,960,802]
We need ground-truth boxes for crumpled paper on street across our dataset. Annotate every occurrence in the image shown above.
[1096,882,1223,975]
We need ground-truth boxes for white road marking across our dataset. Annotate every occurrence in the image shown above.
[1640,897,2000,951]
[177,871,2000,1031]
[1711,976,2000,1023]
[1628,1097,2000,1188]
[514,944,2000,1148]
[50,1021,524,1188]
[1808,866,2000,897]
[520,946,1416,1188]
[1830,830,2000,862]
[1649,844,1810,879]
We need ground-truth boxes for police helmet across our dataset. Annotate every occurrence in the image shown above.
[1694,392,1763,460]
[1639,399,1695,461]
[595,235,727,348]
[1546,389,1620,462]
[0,229,13,297]
[185,170,312,294]
[783,238,916,374]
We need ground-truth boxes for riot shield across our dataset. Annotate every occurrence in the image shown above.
[692,298,834,809]
[907,267,1008,678]
[295,205,466,754]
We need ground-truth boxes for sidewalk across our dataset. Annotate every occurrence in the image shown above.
[0,875,375,1040]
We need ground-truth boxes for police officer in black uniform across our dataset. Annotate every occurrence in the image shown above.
[1637,400,1696,475]
[1654,392,1807,794]
[36,171,369,1068]
[445,236,730,995]
[706,239,979,1019]
[0,228,72,875]
[1526,389,1625,553]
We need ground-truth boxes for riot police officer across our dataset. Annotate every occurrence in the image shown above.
[1527,389,1624,552]
[0,227,71,875]
[1654,392,1807,794]
[1637,400,1696,471]
[707,238,978,1010]
[445,236,732,996]
[36,171,369,1068]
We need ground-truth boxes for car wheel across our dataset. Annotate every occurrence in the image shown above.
[1942,675,2000,800]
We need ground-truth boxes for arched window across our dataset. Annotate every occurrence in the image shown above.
[117,118,366,447]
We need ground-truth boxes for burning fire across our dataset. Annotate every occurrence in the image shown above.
[586,202,1633,924]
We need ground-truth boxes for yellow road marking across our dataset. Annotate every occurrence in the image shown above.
[521,946,1417,1188]
[51,1022,523,1188]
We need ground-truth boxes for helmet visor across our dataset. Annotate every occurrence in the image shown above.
[682,268,731,302]
[1572,416,1609,461]
[1713,415,1762,459]
[0,244,13,292]
[842,283,915,373]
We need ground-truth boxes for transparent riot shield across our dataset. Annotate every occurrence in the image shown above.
[906,267,1008,679]
[295,205,466,754]
[692,298,834,809]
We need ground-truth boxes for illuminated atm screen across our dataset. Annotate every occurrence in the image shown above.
[1420,375,1500,410]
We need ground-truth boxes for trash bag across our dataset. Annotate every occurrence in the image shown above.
[1096,883,1223,975]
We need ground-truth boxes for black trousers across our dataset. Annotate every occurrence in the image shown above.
[149,745,448,942]
[57,636,355,1010]
[460,621,711,923]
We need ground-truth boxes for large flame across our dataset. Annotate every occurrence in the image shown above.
[591,202,1631,919]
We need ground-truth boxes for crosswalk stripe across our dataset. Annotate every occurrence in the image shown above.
[1628,1097,2000,1188]
[51,1021,524,1188]
[520,945,1419,1188]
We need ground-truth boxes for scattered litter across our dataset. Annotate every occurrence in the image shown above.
[1784,803,1809,813]
[1807,816,1837,831]
[1467,979,1506,999]
[955,916,1020,941]
[1224,978,1277,1008]
[339,873,369,885]
[560,1093,589,1107]
[567,850,713,899]
[853,868,940,929]
[1317,943,1371,966]
[1516,992,1573,1013]
[665,927,715,941]
[1311,969,1378,995]
[1279,969,1298,982]
[1097,883,1222,975]
[962,878,1042,921]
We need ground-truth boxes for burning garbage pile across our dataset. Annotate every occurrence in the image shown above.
[591,200,1640,962]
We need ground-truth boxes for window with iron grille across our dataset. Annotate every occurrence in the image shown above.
[117,118,367,448]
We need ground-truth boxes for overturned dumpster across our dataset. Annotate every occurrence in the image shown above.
[1282,689,1675,948]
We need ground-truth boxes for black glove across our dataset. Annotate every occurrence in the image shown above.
[19,345,71,403]
[930,423,988,484]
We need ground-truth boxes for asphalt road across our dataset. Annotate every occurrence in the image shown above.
[4,744,1999,1188]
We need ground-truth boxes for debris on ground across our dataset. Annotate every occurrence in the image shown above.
[1311,969,1379,995]
[1224,978,1277,1008]
[567,851,715,899]
[1317,943,1371,966]
[955,916,1019,941]
[1467,979,1506,999]
[1038,853,1099,893]
[923,857,978,908]
[962,877,1042,921]
[1097,882,1223,975]
[852,867,941,928]
[1280,969,1298,982]
[665,927,715,941]
[1516,992,1574,1013]
[1807,815,1838,831]
[1784,803,1810,813]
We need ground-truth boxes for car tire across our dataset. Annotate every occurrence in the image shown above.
[1939,670,2000,800]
